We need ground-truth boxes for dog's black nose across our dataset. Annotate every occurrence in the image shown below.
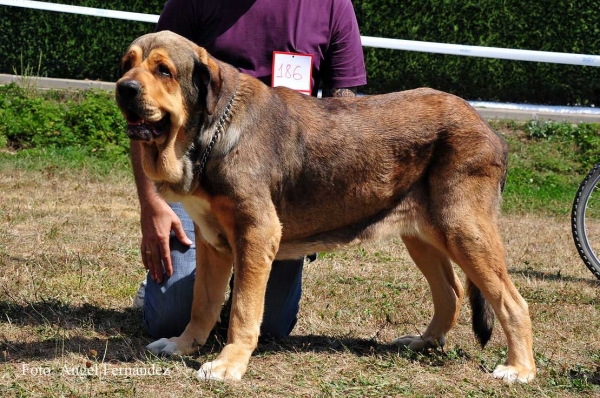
[117,80,141,100]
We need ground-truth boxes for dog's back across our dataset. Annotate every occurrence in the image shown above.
[265,87,507,257]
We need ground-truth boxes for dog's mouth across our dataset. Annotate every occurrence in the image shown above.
[125,112,171,141]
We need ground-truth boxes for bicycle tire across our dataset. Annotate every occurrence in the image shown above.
[572,161,600,280]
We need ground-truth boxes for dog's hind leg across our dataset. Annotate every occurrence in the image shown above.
[394,235,464,350]
[443,214,536,383]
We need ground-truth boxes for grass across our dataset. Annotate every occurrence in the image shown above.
[1,122,600,397]
[495,119,600,216]
[0,147,131,179]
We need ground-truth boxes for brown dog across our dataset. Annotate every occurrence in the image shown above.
[115,31,535,382]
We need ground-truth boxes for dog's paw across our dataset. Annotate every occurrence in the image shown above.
[146,338,182,356]
[195,359,245,381]
[393,334,446,351]
[492,364,535,383]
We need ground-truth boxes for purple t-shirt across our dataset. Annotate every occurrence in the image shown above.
[156,0,367,96]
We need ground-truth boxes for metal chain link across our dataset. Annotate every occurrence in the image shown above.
[195,87,238,179]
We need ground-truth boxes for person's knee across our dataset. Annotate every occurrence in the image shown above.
[144,302,190,338]
[260,314,297,339]
[259,258,304,339]
[143,272,195,339]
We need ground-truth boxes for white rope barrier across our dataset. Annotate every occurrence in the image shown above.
[0,0,159,23]
[361,36,600,67]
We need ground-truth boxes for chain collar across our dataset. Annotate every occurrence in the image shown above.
[193,87,238,180]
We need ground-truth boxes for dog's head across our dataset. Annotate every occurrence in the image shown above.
[115,31,222,184]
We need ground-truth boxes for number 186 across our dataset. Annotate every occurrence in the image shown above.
[276,64,302,80]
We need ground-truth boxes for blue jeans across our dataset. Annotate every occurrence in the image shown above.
[143,203,303,339]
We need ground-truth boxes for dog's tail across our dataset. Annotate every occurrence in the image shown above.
[467,278,494,348]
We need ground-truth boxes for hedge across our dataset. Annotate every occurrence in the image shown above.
[353,0,600,105]
[0,1,162,84]
[0,0,599,105]
[0,84,128,156]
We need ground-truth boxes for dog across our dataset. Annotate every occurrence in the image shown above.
[115,31,535,383]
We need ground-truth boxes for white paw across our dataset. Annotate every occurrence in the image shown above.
[493,364,535,383]
[195,360,243,381]
[146,338,182,356]
[393,334,446,351]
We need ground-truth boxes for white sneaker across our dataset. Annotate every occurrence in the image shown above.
[132,280,146,309]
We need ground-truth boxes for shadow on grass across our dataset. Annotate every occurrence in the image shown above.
[254,334,465,368]
[510,267,600,287]
[0,299,150,362]
[0,299,461,368]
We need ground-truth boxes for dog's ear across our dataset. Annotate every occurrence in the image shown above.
[193,47,222,115]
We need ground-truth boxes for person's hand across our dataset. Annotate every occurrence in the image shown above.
[140,199,193,283]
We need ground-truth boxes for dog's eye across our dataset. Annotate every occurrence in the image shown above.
[157,64,171,78]
[121,60,132,76]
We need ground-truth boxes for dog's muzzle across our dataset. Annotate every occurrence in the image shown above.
[116,79,171,141]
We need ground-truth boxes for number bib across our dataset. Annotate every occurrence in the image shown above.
[271,51,314,95]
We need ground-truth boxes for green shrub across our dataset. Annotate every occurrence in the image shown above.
[526,120,600,169]
[64,91,129,158]
[0,84,127,159]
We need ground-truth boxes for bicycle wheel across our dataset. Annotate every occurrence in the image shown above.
[572,161,600,280]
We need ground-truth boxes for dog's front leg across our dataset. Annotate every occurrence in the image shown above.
[197,205,281,381]
[147,230,232,357]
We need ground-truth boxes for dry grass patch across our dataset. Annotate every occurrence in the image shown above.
[1,163,599,397]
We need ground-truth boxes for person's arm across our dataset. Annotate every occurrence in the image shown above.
[321,0,367,96]
[131,141,192,283]
[128,0,198,283]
